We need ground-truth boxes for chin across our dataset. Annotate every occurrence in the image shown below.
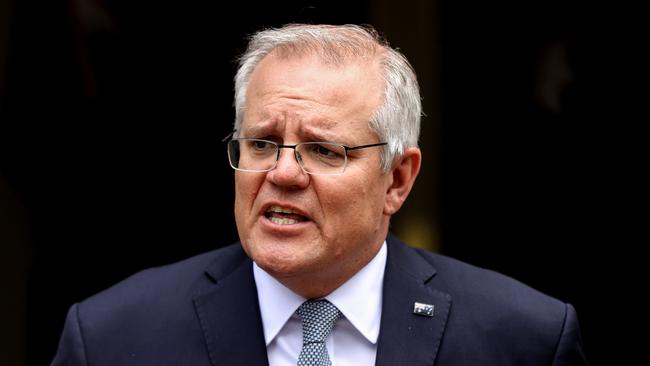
[255,252,310,279]
[245,236,310,274]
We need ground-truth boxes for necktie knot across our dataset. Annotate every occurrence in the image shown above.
[296,300,341,365]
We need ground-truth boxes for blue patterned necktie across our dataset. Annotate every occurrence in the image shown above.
[295,300,342,366]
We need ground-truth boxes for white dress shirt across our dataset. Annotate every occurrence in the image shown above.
[253,241,387,366]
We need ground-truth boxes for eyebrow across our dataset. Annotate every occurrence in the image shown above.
[238,119,288,139]
[300,127,348,145]
[240,120,349,144]
[239,124,272,138]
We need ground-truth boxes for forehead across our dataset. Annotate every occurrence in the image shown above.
[241,52,384,140]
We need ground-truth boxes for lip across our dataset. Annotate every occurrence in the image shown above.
[259,202,312,221]
[258,201,314,235]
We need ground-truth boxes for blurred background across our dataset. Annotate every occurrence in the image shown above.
[0,0,634,364]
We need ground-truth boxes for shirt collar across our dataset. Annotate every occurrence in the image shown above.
[253,262,305,346]
[253,241,387,346]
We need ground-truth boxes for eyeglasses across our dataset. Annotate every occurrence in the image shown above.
[225,135,387,176]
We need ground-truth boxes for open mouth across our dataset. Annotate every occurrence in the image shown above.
[264,205,310,225]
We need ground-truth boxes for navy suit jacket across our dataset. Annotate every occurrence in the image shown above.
[52,235,588,365]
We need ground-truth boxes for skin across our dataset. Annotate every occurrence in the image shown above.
[234,51,421,299]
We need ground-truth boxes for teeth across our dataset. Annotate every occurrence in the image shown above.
[268,205,300,215]
[270,217,298,225]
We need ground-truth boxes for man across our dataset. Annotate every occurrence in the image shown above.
[52,24,588,365]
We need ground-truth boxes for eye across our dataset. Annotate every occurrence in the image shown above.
[307,143,344,160]
[247,139,276,151]
[316,144,337,157]
[299,142,346,170]
[253,140,269,149]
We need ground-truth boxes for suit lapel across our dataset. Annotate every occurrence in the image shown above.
[193,245,269,366]
[375,236,452,366]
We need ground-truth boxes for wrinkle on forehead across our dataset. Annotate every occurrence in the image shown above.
[242,93,344,138]
[241,115,342,142]
[247,52,382,108]
[241,52,383,142]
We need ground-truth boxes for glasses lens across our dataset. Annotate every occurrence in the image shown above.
[297,142,347,175]
[228,139,278,171]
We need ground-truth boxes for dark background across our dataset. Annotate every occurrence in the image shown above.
[0,0,635,365]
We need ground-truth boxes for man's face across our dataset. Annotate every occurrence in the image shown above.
[234,52,393,293]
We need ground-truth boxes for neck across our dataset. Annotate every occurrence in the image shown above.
[278,275,348,299]
[274,239,385,299]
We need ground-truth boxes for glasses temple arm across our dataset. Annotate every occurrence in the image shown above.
[346,142,388,151]
[221,130,237,143]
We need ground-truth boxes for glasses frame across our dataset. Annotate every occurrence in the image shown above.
[223,131,387,176]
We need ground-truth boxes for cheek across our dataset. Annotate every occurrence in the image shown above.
[234,174,264,218]
[318,174,386,226]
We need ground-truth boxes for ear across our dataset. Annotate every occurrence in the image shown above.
[384,147,422,215]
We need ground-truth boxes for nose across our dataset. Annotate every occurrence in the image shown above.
[266,148,310,189]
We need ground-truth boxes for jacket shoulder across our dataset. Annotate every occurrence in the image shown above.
[387,235,566,314]
[416,247,568,321]
[387,236,576,361]
[77,243,246,330]
[410,245,575,362]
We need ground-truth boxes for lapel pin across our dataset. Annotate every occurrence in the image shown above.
[413,302,434,317]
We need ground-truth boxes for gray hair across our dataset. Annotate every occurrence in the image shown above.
[233,24,421,172]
